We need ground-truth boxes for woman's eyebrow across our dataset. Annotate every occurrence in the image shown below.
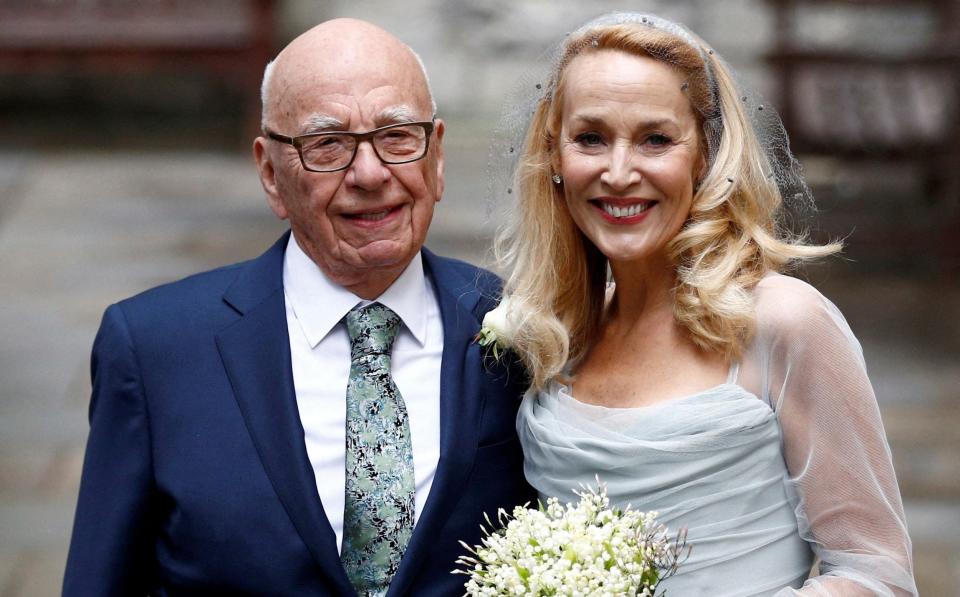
[569,113,677,129]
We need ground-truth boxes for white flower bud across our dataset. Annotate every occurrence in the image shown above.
[480,297,522,349]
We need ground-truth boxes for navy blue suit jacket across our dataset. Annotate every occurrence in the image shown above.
[63,233,536,596]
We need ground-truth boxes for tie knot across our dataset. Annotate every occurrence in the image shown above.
[346,303,401,356]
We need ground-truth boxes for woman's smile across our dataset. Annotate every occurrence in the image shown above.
[590,197,658,224]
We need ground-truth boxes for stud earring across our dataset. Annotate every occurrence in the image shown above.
[552,174,562,184]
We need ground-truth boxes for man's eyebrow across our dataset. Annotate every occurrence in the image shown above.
[301,114,345,133]
[299,107,427,133]
[375,105,420,125]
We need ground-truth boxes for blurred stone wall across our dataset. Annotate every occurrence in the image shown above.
[280,0,779,120]
[277,0,938,114]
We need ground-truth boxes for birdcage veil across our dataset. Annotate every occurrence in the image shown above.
[485,11,817,248]
[482,11,840,391]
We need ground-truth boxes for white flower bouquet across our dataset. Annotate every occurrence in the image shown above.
[454,482,690,596]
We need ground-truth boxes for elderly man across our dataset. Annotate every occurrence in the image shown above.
[63,18,534,596]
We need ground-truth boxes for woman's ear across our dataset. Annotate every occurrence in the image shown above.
[694,149,708,189]
[548,137,562,179]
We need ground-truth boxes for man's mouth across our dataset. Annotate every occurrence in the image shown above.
[345,205,402,222]
[354,209,391,221]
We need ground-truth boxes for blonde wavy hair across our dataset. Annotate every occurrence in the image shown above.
[493,21,840,390]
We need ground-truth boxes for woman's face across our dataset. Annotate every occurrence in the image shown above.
[557,49,703,268]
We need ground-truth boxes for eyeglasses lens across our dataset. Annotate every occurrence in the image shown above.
[300,124,429,171]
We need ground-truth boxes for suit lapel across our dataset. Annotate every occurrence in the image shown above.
[388,249,488,596]
[215,232,355,596]
[216,239,491,595]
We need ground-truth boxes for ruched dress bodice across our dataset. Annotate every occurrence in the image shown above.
[515,274,918,596]
[518,375,813,596]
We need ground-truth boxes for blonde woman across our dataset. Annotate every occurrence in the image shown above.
[492,13,916,596]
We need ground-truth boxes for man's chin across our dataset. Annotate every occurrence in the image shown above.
[353,240,416,270]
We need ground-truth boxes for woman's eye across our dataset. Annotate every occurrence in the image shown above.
[574,132,604,146]
[645,134,672,147]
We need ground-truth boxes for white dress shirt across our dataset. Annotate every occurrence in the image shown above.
[281,234,443,553]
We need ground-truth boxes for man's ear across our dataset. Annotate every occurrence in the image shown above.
[253,136,288,220]
[432,119,445,202]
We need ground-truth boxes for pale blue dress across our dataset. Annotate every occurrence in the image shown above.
[517,274,917,596]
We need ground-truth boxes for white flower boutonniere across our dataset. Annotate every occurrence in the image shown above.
[476,297,520,360]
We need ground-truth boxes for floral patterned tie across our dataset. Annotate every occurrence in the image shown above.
[341,303,415,597]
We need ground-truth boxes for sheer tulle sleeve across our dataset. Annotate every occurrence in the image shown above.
[739,274,917,596]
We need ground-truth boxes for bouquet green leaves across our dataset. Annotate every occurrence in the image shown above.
[454,482,689,596]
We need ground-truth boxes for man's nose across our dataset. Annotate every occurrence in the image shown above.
[345,141,390,191]
[599,145,642,191]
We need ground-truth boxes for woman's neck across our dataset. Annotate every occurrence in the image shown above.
[608,254,677,327]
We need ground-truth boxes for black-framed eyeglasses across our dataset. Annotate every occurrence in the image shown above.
[264,120,435,173]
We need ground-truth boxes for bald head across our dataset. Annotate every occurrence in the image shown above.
[260,18,436,131]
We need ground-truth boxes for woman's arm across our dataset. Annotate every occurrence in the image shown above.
[751,276,916,597]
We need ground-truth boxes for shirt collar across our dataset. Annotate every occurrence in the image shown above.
[282,233,430,348]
